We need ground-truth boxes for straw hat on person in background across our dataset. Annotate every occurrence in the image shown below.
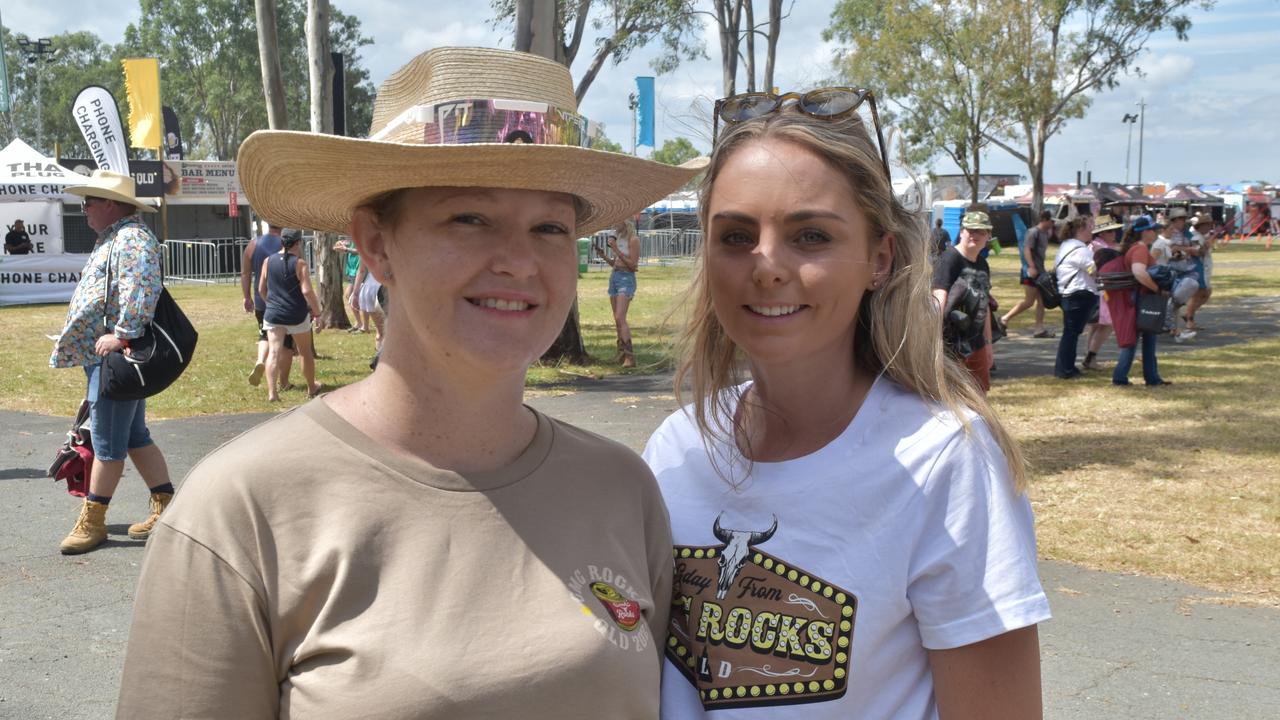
[237,47,707,236]
[65,169,157,213]
[1093,213,1124,233]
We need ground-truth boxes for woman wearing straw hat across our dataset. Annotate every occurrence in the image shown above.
[1082,213,1124,370]
[645,87,1047,718]
[116,47,705,718]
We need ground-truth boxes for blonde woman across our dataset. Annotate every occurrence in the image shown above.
[643,88,1049,719]
[116,47,705,718]
[596,220,641,367]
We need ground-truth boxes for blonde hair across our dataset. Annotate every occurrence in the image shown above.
[674,106,1028,491]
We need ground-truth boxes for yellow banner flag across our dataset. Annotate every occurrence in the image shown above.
[122,58,162,149]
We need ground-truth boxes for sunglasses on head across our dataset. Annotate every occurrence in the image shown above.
[712,86,891,181]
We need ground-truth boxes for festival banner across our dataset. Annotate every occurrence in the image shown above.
[162,106,184,159]
[636,76,656,148]
[122,58,163,149]
[71,85,130,175]
[59,158,163,198]
[0,201,63,254]
[0,253,86,306]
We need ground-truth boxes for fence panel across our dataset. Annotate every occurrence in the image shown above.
[163,237,249,284]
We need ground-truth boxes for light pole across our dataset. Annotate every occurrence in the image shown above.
[628,91,638,156]
[17,37,56,152]
[1122,113,1138,184]
[1135,97,1146,188]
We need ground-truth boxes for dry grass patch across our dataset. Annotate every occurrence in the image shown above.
[991,338,1280,606]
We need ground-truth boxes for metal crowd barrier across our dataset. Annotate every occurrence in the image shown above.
[162,237,249,284]
[587,228,703,268]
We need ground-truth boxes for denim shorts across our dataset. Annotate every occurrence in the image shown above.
[608,270,637,298]
[84,362,153,462]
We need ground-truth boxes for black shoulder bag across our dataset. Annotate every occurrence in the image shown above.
[101,228,199,401]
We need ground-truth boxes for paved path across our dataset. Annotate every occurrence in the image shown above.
[2,295,1278,719]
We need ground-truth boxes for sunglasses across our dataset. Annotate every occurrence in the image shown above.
[712,87,891,181]
[371,98,596,149]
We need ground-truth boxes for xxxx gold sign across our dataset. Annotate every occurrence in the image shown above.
[667,515,857,710]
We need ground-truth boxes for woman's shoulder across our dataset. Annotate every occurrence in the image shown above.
[869,378,991,455]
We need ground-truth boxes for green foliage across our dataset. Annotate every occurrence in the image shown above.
[119,0,375,160]
[827,0,1014,201]
[0,29,127,157]
[590,132,625,153]
[489,0,704,101]
[650,137,699,166]
[827,0,1209,207]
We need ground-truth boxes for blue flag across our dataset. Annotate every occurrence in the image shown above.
[636,76,655,148]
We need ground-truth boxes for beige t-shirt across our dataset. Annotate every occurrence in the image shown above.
[116,400,673,719]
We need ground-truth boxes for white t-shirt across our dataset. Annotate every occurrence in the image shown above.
[643,377,1050,720]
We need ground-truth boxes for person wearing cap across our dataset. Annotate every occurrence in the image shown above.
[1184,213,1219,329]
[1051,214,1099,379]
[116,47,706,719]
[4,219,33,254]
[932,210,997,391]
[1001,210,1055,338]
[1151,207,1199,341]
[1102,215,1171,386]
[1083,213,1125,369]
[49,170,176,555]
[258,230,323,401]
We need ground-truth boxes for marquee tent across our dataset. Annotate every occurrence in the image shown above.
[0,139,86,201]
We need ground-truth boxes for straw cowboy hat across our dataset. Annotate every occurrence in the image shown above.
[238,47,708,237]
[1166,206,1189,221]
[1093,213,1123,232]
[65,169,156,213]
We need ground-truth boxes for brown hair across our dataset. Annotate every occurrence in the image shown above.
[675,106,1028,490]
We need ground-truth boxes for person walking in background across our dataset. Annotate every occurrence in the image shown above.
[1103,216,1170,386]
[596,220,640,367]
[334,237,369,333]
[241,221,295,389]
[351,258,386,350]
[4,219,33,254]
[1083,213,1124,369]
[930,217,951,256]
[1184,214,1219,331]
[258,231,323,401]
[1001,210,1055,338]
[933,211,996,392]
[1052,215,1099,379]
[49,170,175,554]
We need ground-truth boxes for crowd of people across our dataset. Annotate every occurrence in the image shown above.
[934,204,1221,389]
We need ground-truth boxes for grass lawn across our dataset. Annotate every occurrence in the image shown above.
[0,262,699,417]
[2,243,1276,603]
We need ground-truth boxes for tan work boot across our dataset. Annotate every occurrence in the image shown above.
[60,499,109,555]
[128,492,174,540]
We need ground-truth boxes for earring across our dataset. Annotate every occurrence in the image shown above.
[383,269,394,280]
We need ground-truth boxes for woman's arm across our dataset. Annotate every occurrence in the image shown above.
[116,524,279,718]
[297,259,322,319]
[258,257,271,302]
[1131,261,1160,293]
[929,625,1043,720]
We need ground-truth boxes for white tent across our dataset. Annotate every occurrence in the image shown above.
[0,139,86,201]
[0,139,88,305]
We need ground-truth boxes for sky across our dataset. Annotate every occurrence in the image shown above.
[5,0,1278,186]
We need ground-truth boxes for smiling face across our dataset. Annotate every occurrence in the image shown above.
[353,186,580,378]
[703,138,893,375]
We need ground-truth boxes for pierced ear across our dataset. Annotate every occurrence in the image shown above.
[350,207,394,285]
[875,233,896,278]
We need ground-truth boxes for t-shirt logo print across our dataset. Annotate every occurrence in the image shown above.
[668,514,858,709]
